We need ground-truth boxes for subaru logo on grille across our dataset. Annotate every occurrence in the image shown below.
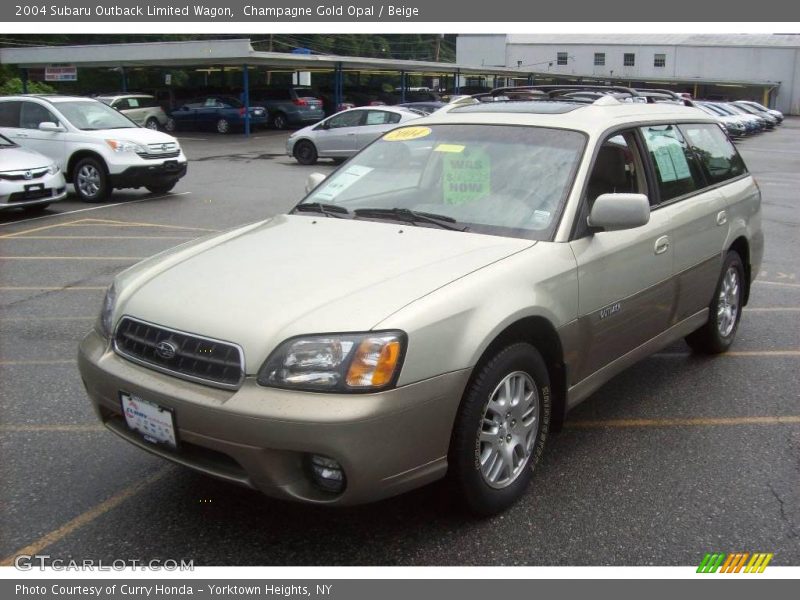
[155,340,178,360]
[24,170,33,180]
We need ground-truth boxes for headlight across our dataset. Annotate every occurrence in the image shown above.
[257,331,406,392]
[47,163,60,175]
[97,283,117,338]
[105,139,145,153]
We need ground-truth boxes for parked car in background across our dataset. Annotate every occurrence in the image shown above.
[692,102,747,138]
[249,86,325,130]
[0,132,67,212]
[697,102,760,135]
[396,101,447,115]
[96,94,168,130]
[165,96,267,134]
[733,100,783,123]
[731,101,781,126]
[0,95,187,202]
[718,102,773,130]
[286,106,421,165]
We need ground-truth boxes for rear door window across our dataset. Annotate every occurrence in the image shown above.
[679,123,747,185]
[20,101,58,129]
[639,124,706,203]
[0,101,22,127]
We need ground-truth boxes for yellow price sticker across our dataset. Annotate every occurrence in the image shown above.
[383,126,432,142]
[434,144,465,153]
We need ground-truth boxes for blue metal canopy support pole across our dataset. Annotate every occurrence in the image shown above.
[243,63,251,137]
[334,62,343,112]
[400,71,407,103]
[121,67,127,92]
[21,68,29,94]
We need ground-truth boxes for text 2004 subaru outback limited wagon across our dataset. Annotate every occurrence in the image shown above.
[79,91,763,515]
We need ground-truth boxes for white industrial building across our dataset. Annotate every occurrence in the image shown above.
[457,34,800,114]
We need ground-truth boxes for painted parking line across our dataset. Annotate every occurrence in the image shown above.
[1,217,217,239]
[0,192,192,229]
[566,416,800,429]
[0,316,94,322]
[0,424,105,433]
[755,280,800,288]
[0,465,173,567]
[0,235,197,240]
[0,286,106,291]
[653,350,800,358]
[745,307,800,312]
[0,256,145,260]
[0,359,76,365]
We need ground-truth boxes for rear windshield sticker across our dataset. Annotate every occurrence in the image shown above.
[434,144,466,153]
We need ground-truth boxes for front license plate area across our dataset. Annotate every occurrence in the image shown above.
[119,392,178,449]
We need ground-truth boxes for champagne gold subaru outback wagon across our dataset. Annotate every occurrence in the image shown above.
[79,87,763,515]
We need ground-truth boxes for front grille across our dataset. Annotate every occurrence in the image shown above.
[136,150,181,160]
[114,316,244,389]
[0,168,48,181]
[136,142,180,160]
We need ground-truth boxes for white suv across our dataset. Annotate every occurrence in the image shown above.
[0,95,188,202]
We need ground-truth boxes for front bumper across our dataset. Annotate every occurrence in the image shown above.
[109,161,187,190]
[78,330,469,505]
[0,171,68,210]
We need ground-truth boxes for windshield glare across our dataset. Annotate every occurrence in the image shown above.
[55,101,137,130]
[300,124,585,240]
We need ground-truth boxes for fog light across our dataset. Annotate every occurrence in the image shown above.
[308,454,346,494]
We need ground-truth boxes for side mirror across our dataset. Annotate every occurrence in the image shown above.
[587,193,650,231]
[38,122,65,133]
[305,172,327,193]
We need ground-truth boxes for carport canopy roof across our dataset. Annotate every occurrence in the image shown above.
[0,37,530,77]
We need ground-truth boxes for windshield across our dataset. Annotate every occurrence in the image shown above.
[298,124,586,240]
[0,133,15,147]
[55,101,137,130]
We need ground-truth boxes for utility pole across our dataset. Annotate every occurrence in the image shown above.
[266,34,273,85]
[434,34,443,62]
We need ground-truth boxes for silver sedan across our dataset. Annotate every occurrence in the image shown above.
[286,106,421,165]
[0,134,67,213]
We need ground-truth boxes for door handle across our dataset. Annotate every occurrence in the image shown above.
[654,235,670,255]
[716,211,728,226]
[346,132,356,136]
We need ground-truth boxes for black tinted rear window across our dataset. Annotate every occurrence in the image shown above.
[0,101,21,127]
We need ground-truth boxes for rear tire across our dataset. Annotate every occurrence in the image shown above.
[216,118,231,134]
[271,112,288,130]
[449,343,551,516]
[686,251,745,354]
[293,140,318,165]
[164,118,176,133]
[73,157,110,203]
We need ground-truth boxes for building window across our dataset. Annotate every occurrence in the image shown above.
[594,53,605,66]
[557,52,568,66]
[623,53,635,67]
[654,53,666,67]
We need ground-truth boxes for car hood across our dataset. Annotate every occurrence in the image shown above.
[0,146,52,171]
[98,127,178,145]
[117,215,534,373]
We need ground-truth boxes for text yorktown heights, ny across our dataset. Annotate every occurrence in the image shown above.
[19,4,422,19]
[15,584,335,597]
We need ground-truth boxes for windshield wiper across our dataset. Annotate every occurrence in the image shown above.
[354,208,466,231]
[293,202,350,218]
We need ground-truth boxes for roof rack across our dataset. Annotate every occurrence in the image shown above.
[486,84,644,99]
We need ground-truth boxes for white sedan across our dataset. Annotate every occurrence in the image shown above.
[0,133,67,213]
[286,106,421,165]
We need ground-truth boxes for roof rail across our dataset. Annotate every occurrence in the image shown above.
[486,84,644,99]
[633,88,695,107]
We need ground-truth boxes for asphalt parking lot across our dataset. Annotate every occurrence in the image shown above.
[1,122,798,567]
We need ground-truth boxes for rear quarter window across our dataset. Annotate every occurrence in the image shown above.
[679,123,747,185]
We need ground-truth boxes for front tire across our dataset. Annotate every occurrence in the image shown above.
[293,140,318,165]
[686,251,745,354]
[271,112,288,130]
[73,157,110,203]
[145,117,160,131]
[164,118,176,133]
[449,343,551,515]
